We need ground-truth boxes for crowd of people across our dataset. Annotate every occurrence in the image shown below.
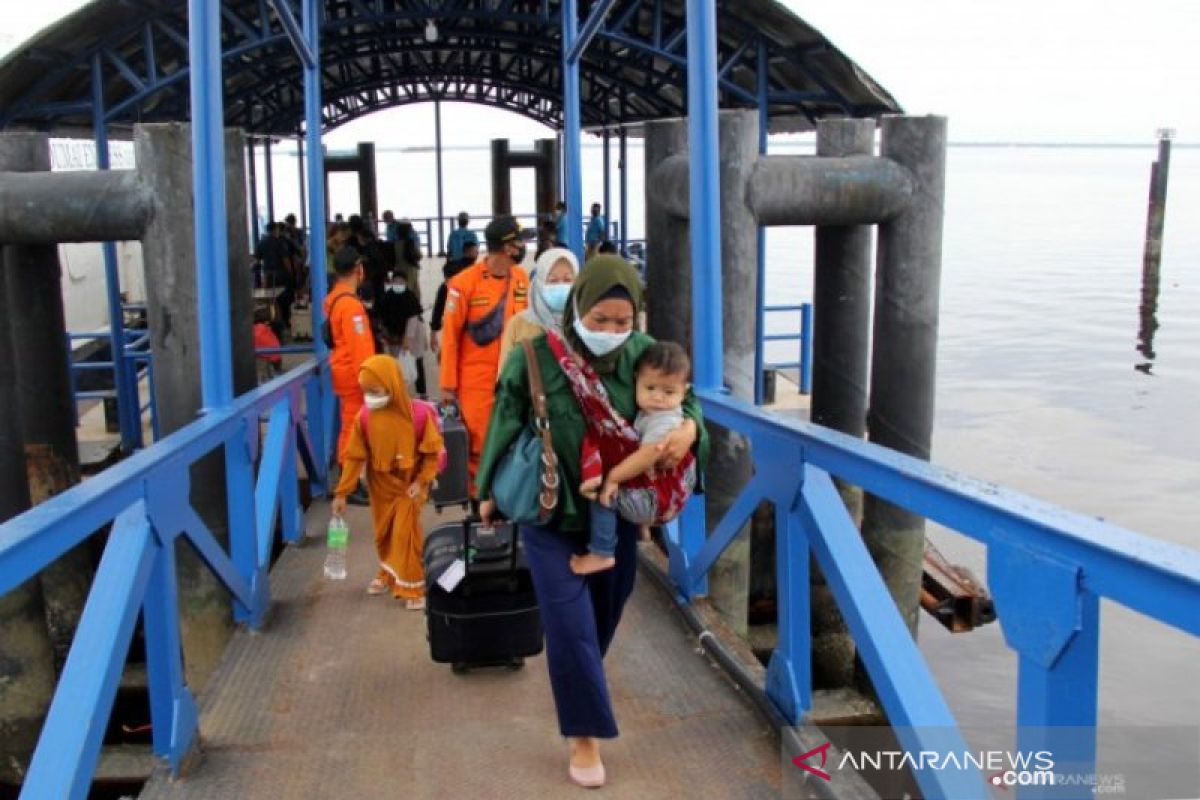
[267,201,705,789]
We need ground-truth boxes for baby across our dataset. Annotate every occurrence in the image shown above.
[572,341,698,575]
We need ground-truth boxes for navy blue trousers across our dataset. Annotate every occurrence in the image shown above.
[520,519,639,738]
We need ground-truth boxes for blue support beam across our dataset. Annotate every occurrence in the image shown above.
[189,0,235,408]
[304,0,330,360]
[267,0,317,70]
[685,0,723,392]
[562,0,584,259]
[21,506,156,799]
[92,55,139,452]
[142,522,198,773]
[566,0,618,65]
[753,41,768,405]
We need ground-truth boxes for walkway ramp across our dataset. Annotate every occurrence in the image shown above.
[141,501,782,799]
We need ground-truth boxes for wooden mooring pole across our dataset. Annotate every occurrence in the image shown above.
[1137,128,1172,372]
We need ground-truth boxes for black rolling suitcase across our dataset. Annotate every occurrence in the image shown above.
[431,405,470,511]
[423,519,543,672]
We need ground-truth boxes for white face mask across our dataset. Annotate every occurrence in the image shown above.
[387,284,407,294]
[364,392,390,410]
[572,316,631,357]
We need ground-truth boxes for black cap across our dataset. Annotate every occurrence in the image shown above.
[332,245,363,274]
[484,215,535,248]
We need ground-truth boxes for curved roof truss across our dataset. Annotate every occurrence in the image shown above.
[0,0,901,135]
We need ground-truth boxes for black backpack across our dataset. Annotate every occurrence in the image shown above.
[321,292,355,349]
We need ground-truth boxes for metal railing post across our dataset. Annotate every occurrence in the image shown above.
[800,302,813,395]
[686,0,723,393]
[92,57,138,452]
[562,0,584,259]
[188,0,234,409]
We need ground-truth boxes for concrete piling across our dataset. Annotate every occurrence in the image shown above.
[0,208,55,786]
[645,112,759,635]
[0,133,93,667]
[863,116,948,636]
[809,118,877,687]
[135,123,256,690]
[644,121,692,352]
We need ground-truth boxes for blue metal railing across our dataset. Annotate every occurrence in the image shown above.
[663,390,1200,798]
[67,329,160,447]
[0,358,336,798]
[761,302,813,397]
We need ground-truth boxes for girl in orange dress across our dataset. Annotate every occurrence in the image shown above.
[332,355,443,609]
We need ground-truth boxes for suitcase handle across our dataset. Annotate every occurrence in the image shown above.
[463,519,518,573]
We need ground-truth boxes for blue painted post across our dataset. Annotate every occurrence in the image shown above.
[561,0,584,259]
[142,525,198,773]
[685,0,723,392]
[304,0,328,361]
[435,99,446,256]
[618,128,628,255]
[188,0,234,409]
[766,494,812,723]
[990,547,1100,788]
[753,42,768,405]
[800,302,813,395]
[264,137,275,225]
[296,137,307,234]
[92,55,137,452]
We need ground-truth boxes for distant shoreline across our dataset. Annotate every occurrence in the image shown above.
[329,140,1197,156]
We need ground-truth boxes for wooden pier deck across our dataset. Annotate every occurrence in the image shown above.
[139,500,784,799]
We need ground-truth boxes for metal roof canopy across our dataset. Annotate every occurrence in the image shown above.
[0,0,899,136]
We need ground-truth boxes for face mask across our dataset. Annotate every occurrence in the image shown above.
[387,284,407,294]
[572,316,631,357]
[364,392,390,410]
[542,283,571,313]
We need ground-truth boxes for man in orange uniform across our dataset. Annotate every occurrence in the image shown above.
[325,246,378,504]
[439,215,533,485]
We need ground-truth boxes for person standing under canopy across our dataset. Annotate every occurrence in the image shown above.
[585,203,608,259]
[438,215,533,486]
[325,246,377,505]
[445,211,479,262]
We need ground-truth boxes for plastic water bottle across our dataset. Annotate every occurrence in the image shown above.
[323,515,348,580]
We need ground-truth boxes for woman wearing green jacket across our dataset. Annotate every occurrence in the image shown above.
[477,255,708,788]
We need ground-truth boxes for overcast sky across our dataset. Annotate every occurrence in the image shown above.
[1,1,1197,143]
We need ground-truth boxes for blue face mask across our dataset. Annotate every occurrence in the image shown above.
[387,284,407,294]
[541,283,571,313]
[572,316,631,357]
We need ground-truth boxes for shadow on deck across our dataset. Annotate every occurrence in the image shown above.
[139,500,783,799]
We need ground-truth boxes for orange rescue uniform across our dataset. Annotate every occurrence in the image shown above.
[323,284,377,462]
[438,260,530,480]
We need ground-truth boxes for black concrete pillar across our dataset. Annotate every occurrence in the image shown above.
[535,138,559,220]
[0,133,57,787]
[809,118,876,687]
[0,133,93,666]
[356,142,377,221]
[864,115,948,636]
[491,139,511,217]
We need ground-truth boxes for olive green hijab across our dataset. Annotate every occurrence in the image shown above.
[562,254,644,374]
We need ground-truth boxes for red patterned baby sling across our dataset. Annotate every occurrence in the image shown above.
[544,331,694,524]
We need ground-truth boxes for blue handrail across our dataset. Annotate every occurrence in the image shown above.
[67,329,160,446]
[0,358,336,798]
[762,302,813,396]
[663,389,1200,798]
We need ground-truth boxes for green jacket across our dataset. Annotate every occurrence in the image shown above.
[476,331,709,537]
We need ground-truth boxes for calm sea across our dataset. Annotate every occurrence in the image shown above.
[280,141,1200,727]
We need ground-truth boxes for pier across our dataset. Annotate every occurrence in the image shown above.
[1,2,1198,799]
